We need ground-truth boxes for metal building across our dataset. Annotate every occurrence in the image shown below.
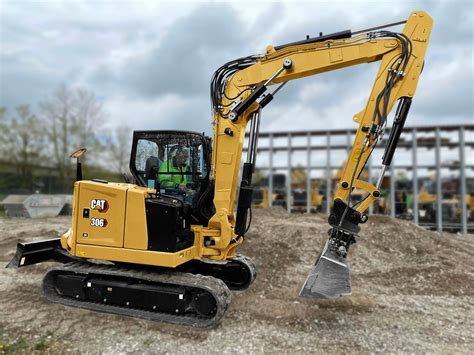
[245,124,474,233]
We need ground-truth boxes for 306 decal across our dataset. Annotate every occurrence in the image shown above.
[90,218,107,227]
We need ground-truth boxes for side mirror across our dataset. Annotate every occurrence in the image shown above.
[69,148,87,181]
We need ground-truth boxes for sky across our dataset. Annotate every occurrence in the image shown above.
[0,0,473,135]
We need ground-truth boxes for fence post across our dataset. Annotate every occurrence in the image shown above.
[435,127,442,233]
[412,128,419,225]
[287,133,292,213]
[326,132,331,215]
[268,133,273,208]
[459,127,467,234]
[306,132,311,214]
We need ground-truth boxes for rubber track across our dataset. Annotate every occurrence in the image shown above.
[180,254,257,290]
[42,261,232,328]
[229,255,257,290]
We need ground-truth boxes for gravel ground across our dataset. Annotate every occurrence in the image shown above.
[0,209,473,353]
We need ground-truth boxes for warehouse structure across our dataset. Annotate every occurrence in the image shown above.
[245,124,474,233]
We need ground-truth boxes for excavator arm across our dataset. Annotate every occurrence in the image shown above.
[201,11,432,297]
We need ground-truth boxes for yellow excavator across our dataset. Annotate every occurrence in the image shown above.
[7,11,432,327]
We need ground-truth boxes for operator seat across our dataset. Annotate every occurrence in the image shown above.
[145,156,160,188]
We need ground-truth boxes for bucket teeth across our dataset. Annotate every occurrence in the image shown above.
[299,240,352,299]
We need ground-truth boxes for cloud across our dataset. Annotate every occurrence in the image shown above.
[0,1,200,107]
[262,77,371,132]
[89,3,250,99]
[0,0,472,136]
[414,55,474,122]
[103,94,213,135]
[0,52,66,110]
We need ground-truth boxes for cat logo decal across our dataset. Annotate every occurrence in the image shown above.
[90,199,109,213]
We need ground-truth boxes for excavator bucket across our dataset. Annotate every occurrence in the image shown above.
[299,239,352,299]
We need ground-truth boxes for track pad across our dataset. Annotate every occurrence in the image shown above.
[299,240,351,299]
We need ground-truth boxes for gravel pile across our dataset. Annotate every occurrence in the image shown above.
[0,210,472,353]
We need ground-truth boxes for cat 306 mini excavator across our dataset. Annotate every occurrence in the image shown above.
[8,11,432,327]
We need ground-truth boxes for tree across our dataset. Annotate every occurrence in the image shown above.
[106,125,132,175]
[73,88,105,150]
[39,85,105,190]
[0,105,45,189]
[0,107,7,157]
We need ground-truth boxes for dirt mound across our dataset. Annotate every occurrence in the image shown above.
[0,210,472,353]
[241,209,474,297]
[0,216,70,261]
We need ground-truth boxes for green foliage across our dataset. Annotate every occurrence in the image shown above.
[33,340,48,351]
[0,336,30,354]
[0,86,131,194]
[106,125,133,174]
[39,85,106,190]
[252,169,266,185]
[0,86,138,195]
[0,105,45,190]
[0,335,51,354]
[0,331,55,354]
[0,163,124,195]
[396,170,409,182]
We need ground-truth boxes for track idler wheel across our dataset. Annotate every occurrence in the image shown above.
[192,292,217,317]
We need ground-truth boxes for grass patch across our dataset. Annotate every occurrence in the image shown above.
[0,336,29,354]
[0,332,52,354]
[33,340,48,351]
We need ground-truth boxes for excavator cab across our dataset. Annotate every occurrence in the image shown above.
[130,130,215,224]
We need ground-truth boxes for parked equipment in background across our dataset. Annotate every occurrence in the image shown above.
[8,11,432,327]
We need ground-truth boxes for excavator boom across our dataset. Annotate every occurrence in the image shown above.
[208,10,432,297]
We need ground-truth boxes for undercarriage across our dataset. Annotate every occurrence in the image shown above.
[8,238,256,327]
[43,262,230,327]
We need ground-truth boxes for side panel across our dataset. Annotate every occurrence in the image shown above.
[62,182,81,255]
[75,181,129,248]
[75,244,196,268]
[124,187,149,250]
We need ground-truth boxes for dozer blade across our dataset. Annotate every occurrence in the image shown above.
[299,239,352,299]
[6,237,80,269]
